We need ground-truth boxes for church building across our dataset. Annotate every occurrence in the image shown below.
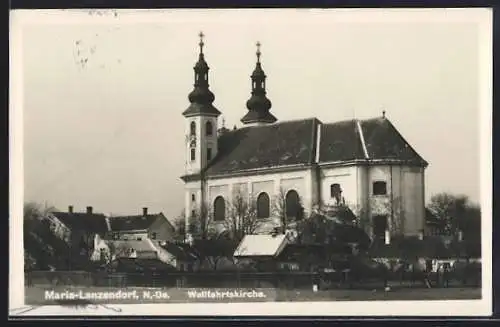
[180,33,428,242]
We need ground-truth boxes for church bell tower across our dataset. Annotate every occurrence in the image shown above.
[182,32,221,242]
[241,42,277,126]
[182,32,221,176]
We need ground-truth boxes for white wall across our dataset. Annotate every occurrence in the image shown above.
[319,166,360,209]
[183,169,312,236]
[90,234,110,262]
[183,163,426,238]
[319,164,425,237]
[184,116,219,176]
[367,165,425,236]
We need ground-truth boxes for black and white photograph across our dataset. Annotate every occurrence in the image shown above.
[9,8,492,316]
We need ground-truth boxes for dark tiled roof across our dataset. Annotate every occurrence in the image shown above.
[182,116,427,179]
[204,118,319,176]
[319,120,365,162]
[159,242,198,261]
[360,117,427,165]
[108,213,169,232]
[52,212,108,234]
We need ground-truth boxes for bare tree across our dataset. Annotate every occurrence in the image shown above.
[173,210,186,241]
[272,188,288,233]
[349,202,370,232]
[188,202,216,240]
[272,187,304,234]
[427,193,470,237]
[224,188,260,241]
[193,238,239,271]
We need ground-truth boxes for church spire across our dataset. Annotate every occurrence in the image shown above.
[241,42,277,126]
[183,32,221,118]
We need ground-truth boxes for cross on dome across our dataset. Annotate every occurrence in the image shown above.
[199,31,205,53]
[256,41,261,62]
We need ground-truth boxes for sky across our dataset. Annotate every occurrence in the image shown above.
[16,9,488,219]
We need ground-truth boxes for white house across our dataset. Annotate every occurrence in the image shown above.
[180,34,428,242]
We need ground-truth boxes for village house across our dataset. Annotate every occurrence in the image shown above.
[50,206,110,263]
[180,33,429,243]
[107,207,176,242]
[105,208,177,265]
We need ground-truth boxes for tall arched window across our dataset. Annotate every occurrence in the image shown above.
[330,183,343,204]
[206,121,213,136]
[285,190,302,220]
[190,121,196,136]
[257,192,270,219]
[213,196,226,221]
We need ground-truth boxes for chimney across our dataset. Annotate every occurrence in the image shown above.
[86,206,93,214]
[384,230,391,245]
[68,205,74,214]
[143,207,148,216]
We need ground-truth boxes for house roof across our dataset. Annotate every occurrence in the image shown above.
[159,242,198,261]
[181,116,427,180]
[108,213,171,232]
[51,211,108,234]
[110,239,158,253]
[234,234,288,258]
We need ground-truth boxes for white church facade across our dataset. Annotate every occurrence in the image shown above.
[180,33,428,241]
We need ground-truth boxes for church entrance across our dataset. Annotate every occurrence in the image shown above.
[372,215,388,240]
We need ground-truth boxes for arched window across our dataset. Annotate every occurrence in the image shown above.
[257,192,270,219]
[190,121,196,136]
[285,190,302,220]
[213,196,226,221]
[206,121,213,136]
[330,183,343,204]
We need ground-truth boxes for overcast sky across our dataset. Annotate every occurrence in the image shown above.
[16,9,488,218]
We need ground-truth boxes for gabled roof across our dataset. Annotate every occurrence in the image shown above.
[181,116,427,181]
[108,213,171,232]
[234,234,288,258]
[110,239,158,253]
[51,211,108,235]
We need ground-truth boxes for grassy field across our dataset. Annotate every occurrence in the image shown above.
[276,287,481,301]
[25,285,481,304]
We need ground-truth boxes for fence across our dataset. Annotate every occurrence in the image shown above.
[25,268,481,290]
